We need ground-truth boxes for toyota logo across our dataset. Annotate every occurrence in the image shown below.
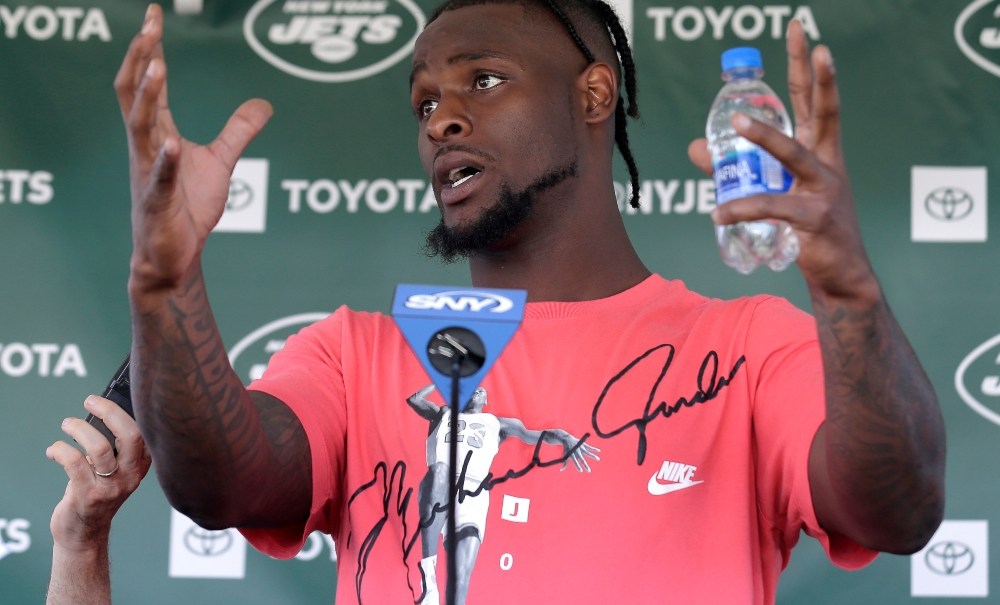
[925,541,975,575]
[924,186,975,221]
[226,178,254,211]
[183,526,234,557]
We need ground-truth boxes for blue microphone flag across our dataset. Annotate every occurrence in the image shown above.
[392,284,527,409]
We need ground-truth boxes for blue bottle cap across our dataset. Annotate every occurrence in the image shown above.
[721,47,763,71]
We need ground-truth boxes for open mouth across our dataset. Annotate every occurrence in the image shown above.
[447,166,481,188]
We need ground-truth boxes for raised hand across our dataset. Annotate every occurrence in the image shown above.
[689,20,879,303]
[688,21,945,553]
[115,4,273,294]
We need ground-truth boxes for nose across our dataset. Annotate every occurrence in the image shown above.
[425,95,470,143]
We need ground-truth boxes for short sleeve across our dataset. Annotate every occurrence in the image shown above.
[747,297,878,570]
[239,307,349,558]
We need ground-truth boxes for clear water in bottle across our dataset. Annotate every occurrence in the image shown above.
[707,47,798,274]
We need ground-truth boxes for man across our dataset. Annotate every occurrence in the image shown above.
[116,1,945,603]
[406,384,599,604]
[45,397,150,605]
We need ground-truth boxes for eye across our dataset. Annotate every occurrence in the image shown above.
[416,99,438,120]
[473,74,504,90]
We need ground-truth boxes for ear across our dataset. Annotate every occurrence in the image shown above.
[577,62,617,124]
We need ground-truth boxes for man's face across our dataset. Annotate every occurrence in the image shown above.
[410,3,584,259]
[465,387,487,412]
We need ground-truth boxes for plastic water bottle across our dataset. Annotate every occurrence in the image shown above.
[707,47,798,274]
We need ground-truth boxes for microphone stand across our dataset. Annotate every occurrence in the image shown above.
[392,285,524,605]
[432,331,473,605]
[424,327,488,605]
[447,352,461,605]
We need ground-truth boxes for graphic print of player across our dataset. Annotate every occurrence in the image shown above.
[406,384,600,605]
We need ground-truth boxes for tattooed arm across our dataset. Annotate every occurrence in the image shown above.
[805,290,944,553]
[117,6,310,529]
[689,21,944,553]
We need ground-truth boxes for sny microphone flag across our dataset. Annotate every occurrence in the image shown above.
[392,285,527,408]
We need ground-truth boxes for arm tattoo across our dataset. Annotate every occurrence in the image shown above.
[131,267,310,524]
[814,294,945,538]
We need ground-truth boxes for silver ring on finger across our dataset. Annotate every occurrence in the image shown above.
[95,463,120,478]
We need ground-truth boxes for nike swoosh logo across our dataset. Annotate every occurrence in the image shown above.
[647,475,704,496]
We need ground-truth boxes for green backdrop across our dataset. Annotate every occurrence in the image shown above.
[1,0,998,602]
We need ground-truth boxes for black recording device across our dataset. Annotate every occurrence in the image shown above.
[84,355,134,451]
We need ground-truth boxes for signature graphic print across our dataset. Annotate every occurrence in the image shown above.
[346,344,745,603]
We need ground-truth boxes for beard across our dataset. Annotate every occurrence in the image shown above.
[423,160,577,263]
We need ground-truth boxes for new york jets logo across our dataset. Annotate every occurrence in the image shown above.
[244,0,425,83]
[956,0,1000,78]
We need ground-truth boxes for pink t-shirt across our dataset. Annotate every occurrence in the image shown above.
[242,275,876,604]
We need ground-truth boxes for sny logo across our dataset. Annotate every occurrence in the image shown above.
[404,291,514,313]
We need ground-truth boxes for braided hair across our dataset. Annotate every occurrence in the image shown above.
[427,0,643,208]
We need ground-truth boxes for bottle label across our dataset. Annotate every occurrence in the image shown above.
[712,147,792,204]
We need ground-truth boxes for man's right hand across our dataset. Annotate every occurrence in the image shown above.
[115,3,273,295]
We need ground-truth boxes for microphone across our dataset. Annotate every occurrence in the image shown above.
[392,285,526,605]
[393,285,526,407]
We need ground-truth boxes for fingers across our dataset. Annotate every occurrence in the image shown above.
[129,58,168,152]
[84,396,146,470]
[50,397,151,485]
[144,135,181,213]
[785,19,814,147]
[114,5,163,120]
[560,453,587,472]
[687,138,712,177]
[783,20,842,163]
[209,99,274,171]
[60,413,118,476]
[562,441,600,473]
[711,190,807,228]
[129,56,182,202]
[116,4,180,176]
[809,45,842,161]
[729,113,822,184]
[46,439,92,483]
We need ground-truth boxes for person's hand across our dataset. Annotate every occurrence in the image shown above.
[688,20,879,303]
[555,432,601,473]
[115,4,273,295]
[46,396,151,552]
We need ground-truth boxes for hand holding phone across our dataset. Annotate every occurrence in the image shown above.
[85,355,134,451]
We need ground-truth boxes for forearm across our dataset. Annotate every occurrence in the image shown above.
[539,429,569,445]
[47,542,111,605]
[128,263,287,526]
[812,284,945,552]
